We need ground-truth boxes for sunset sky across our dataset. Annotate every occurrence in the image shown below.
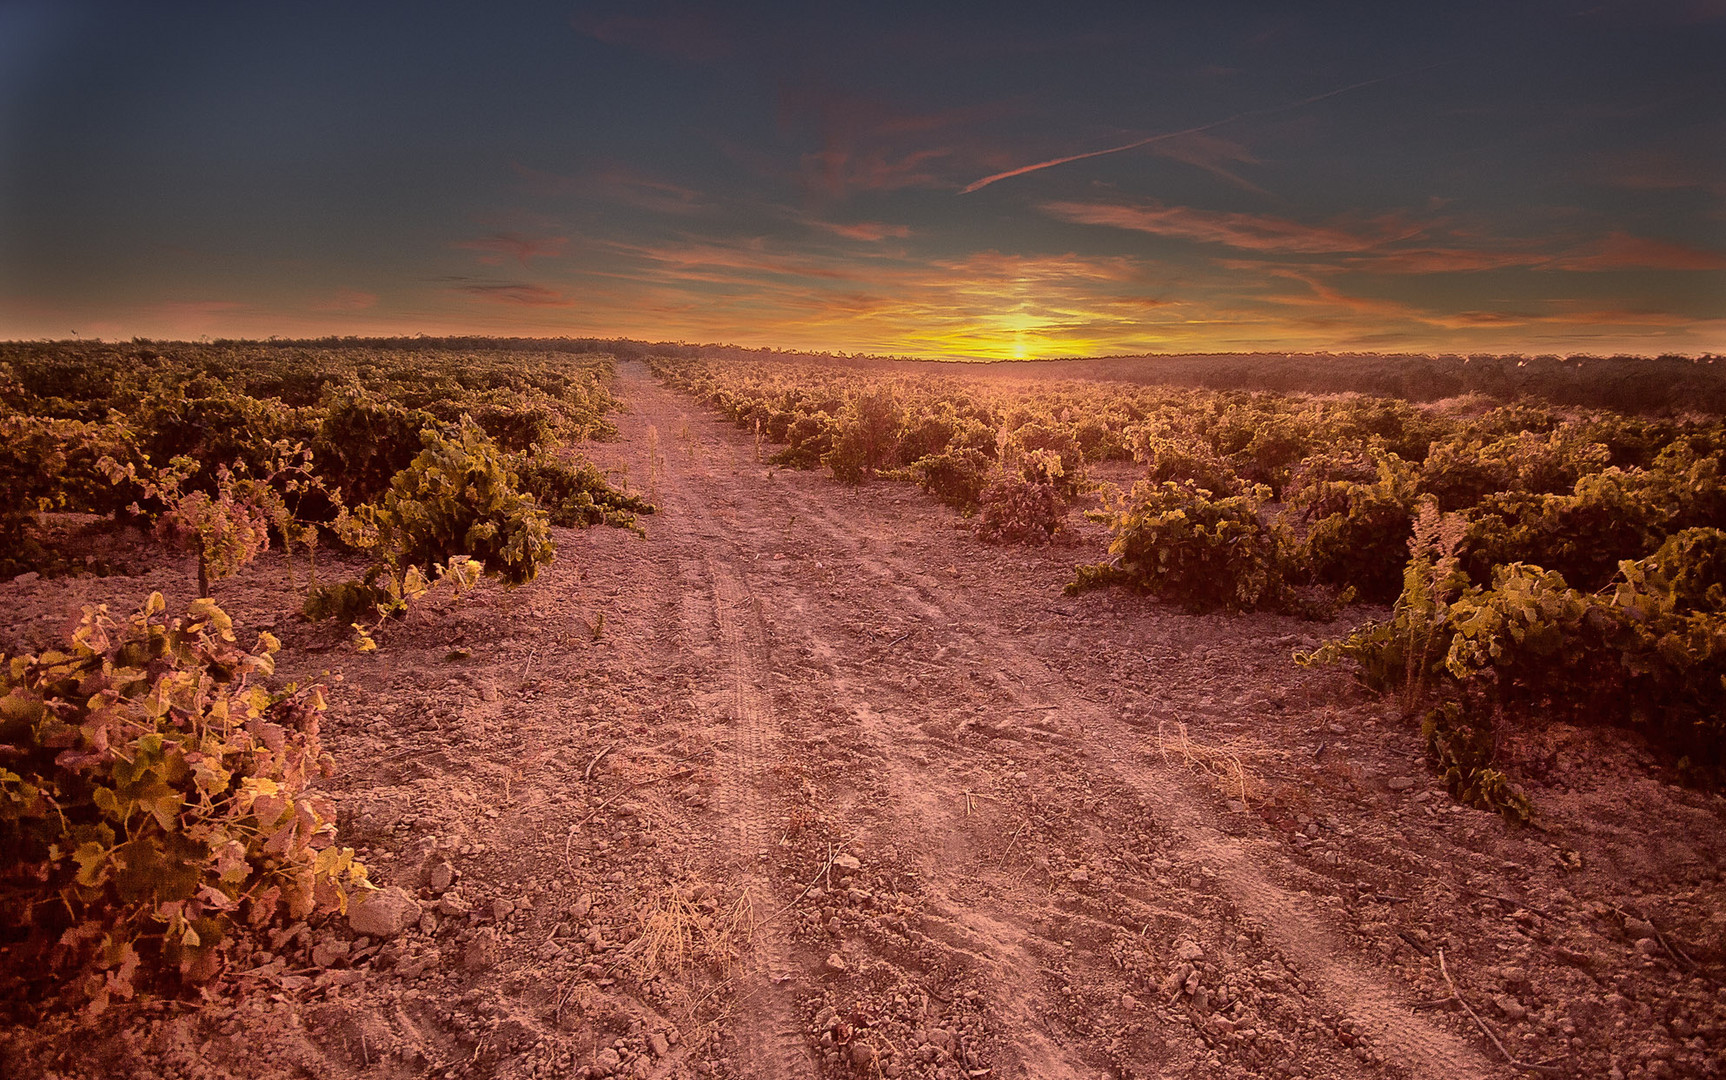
[2,1,1722,358]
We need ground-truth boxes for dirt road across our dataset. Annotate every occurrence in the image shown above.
[6,361,1722,1080]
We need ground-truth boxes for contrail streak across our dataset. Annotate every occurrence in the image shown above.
[959,75,1395,194]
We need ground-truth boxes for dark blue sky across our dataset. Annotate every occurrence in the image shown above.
[2,0,1722,355]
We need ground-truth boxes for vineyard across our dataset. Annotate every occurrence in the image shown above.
[2,340,1724,1080]
[652,352,1726,790]
[0,340,649,1010]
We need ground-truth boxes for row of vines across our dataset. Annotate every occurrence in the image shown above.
[651,352,1726,798]
[1,340,649,1015]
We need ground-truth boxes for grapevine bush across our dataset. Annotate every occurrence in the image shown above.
[906,448,993,510]
[1305,515,1726,780]
[1295,455,1419,603]
[974,472,1067,544]
[511,451,655,534]
[1068,481,1290,612]
[0,594,368,1013]
[332,419,555,588]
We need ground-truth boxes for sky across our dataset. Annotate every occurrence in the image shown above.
[1,0,1723,359]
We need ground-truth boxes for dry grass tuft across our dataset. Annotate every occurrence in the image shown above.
[1156,720,1258,805]
[630,886,757,976]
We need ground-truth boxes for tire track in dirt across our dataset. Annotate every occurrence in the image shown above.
[800,660,1106,1080]
[621,361,1495,1078]
[616,367,1116,1077]
[777,472,1498,1080]
[610,390,812,1078]
[703,559,810,1078]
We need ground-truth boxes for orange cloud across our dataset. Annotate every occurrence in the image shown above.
[1042,198,1378,254]
[807,219,913,242]
[1550,231,1726,272]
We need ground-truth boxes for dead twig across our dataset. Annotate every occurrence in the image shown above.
[962,790,1000,817]
[584,742,618,783]
[1437,949,1565,1075]
[1613,905,1696,968]
[997,819,1029,869]
[563,768,697,873]
[1396,930,1434,957]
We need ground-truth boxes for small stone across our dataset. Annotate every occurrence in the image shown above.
[825,952,847,973]
[1624,917,1656,940]
[491,898,515,921]
[427,862,456,892]
[1226,800,1248,814]
[1494,995,1528,1021]
[849,1042,877,1069]
[1387,777,1416,793]
[649,1032,670,1058]
[463,929,501,972]
[12,571,40,585]
[1634,937,1663,956]
[311,939,350,968]
[1120,992,1142,1010]
[571,893,593,919]
[1177,940,1205,962]
[437,891,472,917]
[595,1047,622,1072]
[348,887,422,938]
[832,854,862,873]
[1068,868,1090,884]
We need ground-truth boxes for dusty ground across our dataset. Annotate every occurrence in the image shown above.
[3,360,1725,1080]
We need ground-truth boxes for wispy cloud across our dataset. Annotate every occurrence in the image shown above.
[510,161,709,216]
[1550,231,1726,271]
[960,74,1400,193]
[1151,132,1274,198]
[450,281,572,306]
[778,88,1017,198]
[1048,196,1726,276]
[572,4,732,61]
[1042,198,1389,254]
[455,232,569,266]
[798,216,912,242]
